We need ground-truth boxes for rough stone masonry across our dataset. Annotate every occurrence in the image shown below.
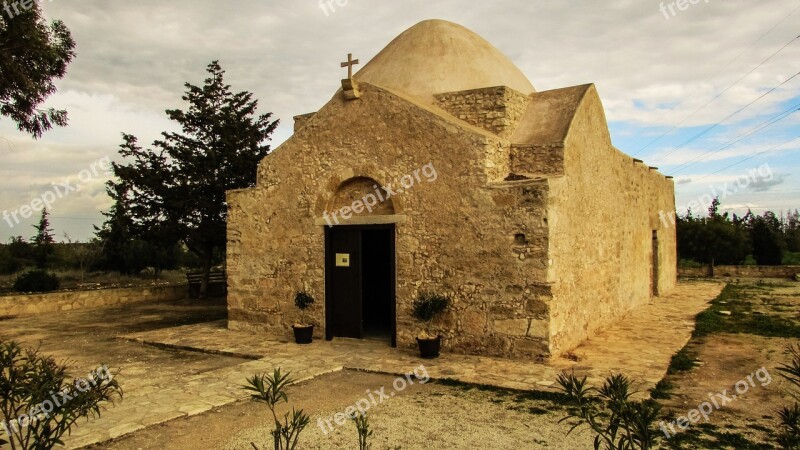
[225,19,676,361]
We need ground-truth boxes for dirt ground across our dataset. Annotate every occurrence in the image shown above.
[87,369,595,450]
[656,279,800,449]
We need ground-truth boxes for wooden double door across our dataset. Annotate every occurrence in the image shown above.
[325,225,396,346]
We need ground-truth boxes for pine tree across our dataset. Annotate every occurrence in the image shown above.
[32,208,55,269]
[108,61,278,297]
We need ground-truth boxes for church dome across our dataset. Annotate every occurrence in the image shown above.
[354,20,535,103]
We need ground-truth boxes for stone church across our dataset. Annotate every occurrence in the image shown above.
[226,19,676,361]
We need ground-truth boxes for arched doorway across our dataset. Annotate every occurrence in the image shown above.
[323,177,397,346]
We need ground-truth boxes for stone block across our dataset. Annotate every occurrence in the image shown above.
[527,319,549,338]
[493,318,528,336]
[460,309,487,335]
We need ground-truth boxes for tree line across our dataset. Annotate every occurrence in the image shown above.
[676,198,800,267]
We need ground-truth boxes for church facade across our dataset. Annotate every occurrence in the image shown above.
[226,19,676,361]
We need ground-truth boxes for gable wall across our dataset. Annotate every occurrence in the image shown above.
[227,84,553,359]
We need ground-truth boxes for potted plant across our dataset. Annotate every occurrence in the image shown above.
[412,291,451,358]
[292,292,315,344]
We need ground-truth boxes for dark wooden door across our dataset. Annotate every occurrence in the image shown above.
[325,228,363,339]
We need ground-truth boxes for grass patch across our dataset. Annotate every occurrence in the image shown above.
[650,379,674,399]
[667,347,698,374]
[508,405,550,415]
[435,378,475,391]
[693,283,800,338]
[435,379,512,396]
[514,389,573,406]
[747,424,772,433]
[662,426,772,450]
[435,378,569,403]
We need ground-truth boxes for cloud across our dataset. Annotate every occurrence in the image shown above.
[2,0,799,240]
[748,172,788,192]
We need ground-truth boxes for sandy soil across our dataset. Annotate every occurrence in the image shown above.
[89,370,594,450]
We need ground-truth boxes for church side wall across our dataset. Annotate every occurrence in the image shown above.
[546,86,677,356]
[227,84,552,359]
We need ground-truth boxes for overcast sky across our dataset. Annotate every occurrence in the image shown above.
[1,0,799,241]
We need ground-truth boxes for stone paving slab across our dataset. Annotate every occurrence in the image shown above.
[65,280,722,448]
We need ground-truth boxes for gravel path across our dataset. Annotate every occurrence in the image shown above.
[224,379,594,450]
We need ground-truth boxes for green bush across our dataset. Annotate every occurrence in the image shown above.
[783,252,800,266]
[294,292,315,326]
[412,292,451,339]
[777,344,800,449]
[13,270,60,293]
[677,259,703,269]
[412,292,450,323]
[0,340,122,450]
[244,368,309,450]
[557,372,661,449]
[0,246,20,275]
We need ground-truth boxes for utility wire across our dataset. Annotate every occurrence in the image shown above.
[654,71,800,164]
[634,33,800,154]
[628,3,800,146]
[693,134,800,182]
[670,103,800,174]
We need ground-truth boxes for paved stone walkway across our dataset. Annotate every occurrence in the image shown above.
[59,280,724,448]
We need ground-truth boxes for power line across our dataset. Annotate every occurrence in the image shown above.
[634,33,800,155]
[693,134,800,182]
[670,103,800,174]
[629,3,800,145]
[653,71,800,164]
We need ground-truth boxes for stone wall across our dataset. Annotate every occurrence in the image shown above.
[510,144,565,176]
[679,266,800,279]
[0,285,187,317]
[546,85,677,356]
[227,83,552,359]
[434,86,530,139]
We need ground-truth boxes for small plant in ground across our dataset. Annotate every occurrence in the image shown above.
[243,368,310,450]
[0,340,122,450]
[777,404,800,449]
[777,344,800,449]
[411,292,450,339]
[351,412,373,450]
[557,371,661,450]
[293,292,314,326]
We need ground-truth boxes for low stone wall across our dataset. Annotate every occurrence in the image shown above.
[0,285,188,317]
[678,266,800,279]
